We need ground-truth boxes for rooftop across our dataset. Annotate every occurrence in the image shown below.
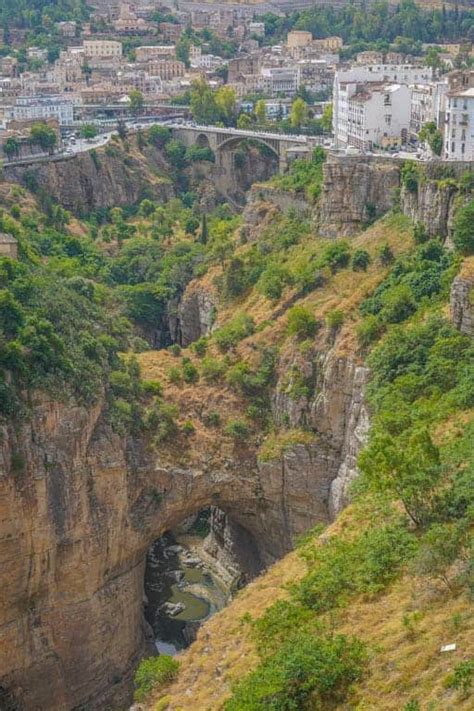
[0,233,17,244]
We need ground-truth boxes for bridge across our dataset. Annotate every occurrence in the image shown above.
[170,123,313,172]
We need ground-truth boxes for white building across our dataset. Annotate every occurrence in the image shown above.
[7,95,74,124]
[336,82,411,151]
[249,22,265,38]
[444,87,474,161]
[410,82,448,139]
[333,64,431,147]
[261,67,300,97]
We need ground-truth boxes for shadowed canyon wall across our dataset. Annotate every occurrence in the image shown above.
[0,333,368,709]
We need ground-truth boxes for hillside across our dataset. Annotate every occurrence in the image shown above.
[131,162,474,710]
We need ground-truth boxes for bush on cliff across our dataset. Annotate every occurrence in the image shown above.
[134,655,180,702]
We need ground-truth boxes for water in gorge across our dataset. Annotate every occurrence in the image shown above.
[144,525,231,654]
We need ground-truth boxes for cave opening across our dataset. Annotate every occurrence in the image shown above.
[143,507,264,655]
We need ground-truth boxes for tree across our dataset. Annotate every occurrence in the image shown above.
[148,125,171,149]
[3,137,20,160]
[190,78,219,124]
[237,113,252,129]
[80,123,98,140]
[358,428,441,526]
[129,90,144,114]
[287,306,318,339]
[29,123,57,154]
[164,139,187,169]
[321,104,333,133]
[452,200,474,255]
[290,97,308,129]
[255,99,267,125]
[418,121,443,156]
[215,85,237,126]
[352,249,371,271]
[176,36,191,68]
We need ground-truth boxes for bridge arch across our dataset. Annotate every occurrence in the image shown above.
[196,133,211,149]
[216,134,281,162]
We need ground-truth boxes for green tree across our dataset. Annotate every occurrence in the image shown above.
[287,306,318,339]
[3,136,20,160]
[216,85,237,126]
[148,125,171,148]
[255,99,267,125]
[80,123,98,140]
[237,113,252,129]
[129,89,144,113]
[452,200,474,254]
[290,97,308,129]
[352,249,371,271]
[321,103,333,133]
[29,123,57,154]
[190,78,219,124]
[358,428,441,526]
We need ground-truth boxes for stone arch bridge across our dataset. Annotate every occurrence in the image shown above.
[171,123,312,172]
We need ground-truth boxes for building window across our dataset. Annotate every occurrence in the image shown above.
[451,142,455,153]
[462,143,465,154]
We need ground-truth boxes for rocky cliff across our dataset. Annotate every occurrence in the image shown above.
[3,142,174,216]
[450,258,474,337]
[319,155,400,237]
[0,337,369,711]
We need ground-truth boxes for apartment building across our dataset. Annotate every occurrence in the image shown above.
[147,60,185,81]
[7,95,74,124]
[83,40,123,58]
[444,87,474,161]
[287,31,312,50]
[333,65,431,147]
[337,82,411,150]
[135,46,176,62]
[410,82,448,139]
[262,67,300,97]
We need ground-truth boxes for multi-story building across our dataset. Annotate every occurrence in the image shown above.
[337,82,411,150]
[333,65,431,147]
[262,67,300,97]
[444,87,474,161]
[147,60,185,81]
[135,46,176,62]
[7,95,74,124]
[356,51,384,65]
[311,36,343,52]
[249,22,265,38]
[83,40,123,58]
[0,56,19,78]
[409,82,448,139]
[287,31,312,50]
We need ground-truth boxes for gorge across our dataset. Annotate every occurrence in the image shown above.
[0,133,473,711]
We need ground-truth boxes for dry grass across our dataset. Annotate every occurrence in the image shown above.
[147,498,473,711]
[149,550,305,711]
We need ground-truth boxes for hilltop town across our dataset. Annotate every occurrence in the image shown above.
[0,0,473,163]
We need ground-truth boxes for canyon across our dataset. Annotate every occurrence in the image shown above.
[0,140,472,711]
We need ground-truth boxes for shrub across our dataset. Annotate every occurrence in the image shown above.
[167,366,182,385]
[201,356,225,382]
[257,264,291,300]
[191,337,208,357]
[401,161,419,193]
[445,660,474,697]
[142,380,163,396]
[214,313,255,352]
[318,240,351,273]
[168,344,181,357]
[134,655,180,702]
[352,249,371,272]
[225,633,367,711]
[225,420,250,440]
[287,306,318,340]
[204,411,221,427]
[378,243,394,266]
[357,315,383,347]
[326,309,344,330]
[182,420,196,435]
[182,357,199,384]
[379,284,416,324]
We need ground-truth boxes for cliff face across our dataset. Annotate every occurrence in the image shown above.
[319,156,400,237]
[0,341,369,711]
[3,143,174,215]
[450,260,474,337]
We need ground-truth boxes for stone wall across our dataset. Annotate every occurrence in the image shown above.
[450,265,474,337]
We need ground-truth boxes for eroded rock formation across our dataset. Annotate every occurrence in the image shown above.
[0,336,368,710]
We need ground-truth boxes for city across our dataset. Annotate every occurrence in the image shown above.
[0,0,473,166]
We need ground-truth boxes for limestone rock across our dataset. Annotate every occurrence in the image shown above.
[450,270,474,337]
